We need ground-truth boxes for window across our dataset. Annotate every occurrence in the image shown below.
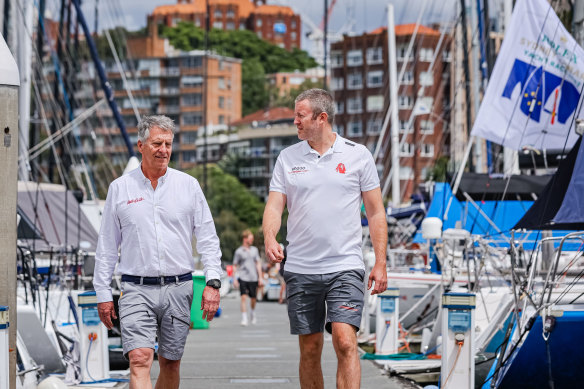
[367,119,383,135]
[399,120,412,133]
[399,143,414,157]
[257,31,262,39]
[419,47,434,62]
[226,22,235,30]
[182,93,202,106]
[367,70,383,88]
[214,9,223,18]
[420,120,434,134]
[335,101,344,114]
[403,70,414,84]
[291,20,297,29]
[419,71,434,86]
[183,151,197,163]
[397,44,411,61]
[367,47,383,64]
[218,115,225,124]
[367,95,384,112]
[398,95,413,108]
[182,76,203,87]
[330,77,344,91]
[218,77,226,89]
[443,50,452,62]
[291,32,297,41]
[333,124,344,136]
[347,97,362,114]
[256,18,262,27]
[347,121,363,137]
[399,166,414,180]
[227,9,235,18]
[421,143,434,157]
[181,131,198,143]
[181,57,202,68]
[347,50,363,66]
[331,51,343,68]
[195,18,201,27]
[218,96,225,108]
[213,21,223,29]
[182,113,203,126]
[348,72,363,89]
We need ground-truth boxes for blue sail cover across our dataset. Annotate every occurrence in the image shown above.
[413,183,533,247]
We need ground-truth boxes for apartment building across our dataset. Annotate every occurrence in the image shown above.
[129,0,301,57]
[330,24,451,202]
[74,50,241,170]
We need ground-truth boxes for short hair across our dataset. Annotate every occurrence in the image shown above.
[137,115,176,143]
[295,88,336,125]
[241,229,253,240]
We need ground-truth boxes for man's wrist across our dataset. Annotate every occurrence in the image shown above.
[206,279,221,289]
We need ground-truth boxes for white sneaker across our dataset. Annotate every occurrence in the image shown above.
[241,316,249,326]
[251,314,257,325]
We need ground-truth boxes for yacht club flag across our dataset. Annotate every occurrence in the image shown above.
[471,0,584,151]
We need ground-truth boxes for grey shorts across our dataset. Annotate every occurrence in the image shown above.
[284,269,365,335]
[118,279,193,360]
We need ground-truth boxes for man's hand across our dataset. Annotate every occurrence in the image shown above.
[201,286,220,322]
[97,301,117,330]
[265,238,284,264]
[233,278,239,288]
[368,262,388,295]
[258,277,264,287]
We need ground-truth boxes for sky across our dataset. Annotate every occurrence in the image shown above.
[77,0,471,54]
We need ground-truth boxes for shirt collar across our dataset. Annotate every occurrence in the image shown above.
[301,133,344,155]
[138,163,171,185]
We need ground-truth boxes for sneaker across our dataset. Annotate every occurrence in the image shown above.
[241,316,249,326]
[251,314,257,325]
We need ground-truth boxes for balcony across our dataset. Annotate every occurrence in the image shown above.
[161,87,180,96]
[160,67,180,77]
[158,106,181,115]
[238,166,268,178]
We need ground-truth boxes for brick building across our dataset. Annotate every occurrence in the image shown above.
[330,24,452,202]
[129,0,301,57]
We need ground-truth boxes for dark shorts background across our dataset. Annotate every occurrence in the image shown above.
[284,269,365,335]
[239,279,259,297]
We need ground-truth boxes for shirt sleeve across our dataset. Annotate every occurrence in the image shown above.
[93,183,122,303]
[192,179,223,282]
[269,155,286,194]
[360,147,381,192]
[233,249,241,266]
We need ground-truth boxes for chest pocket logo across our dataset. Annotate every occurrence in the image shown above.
[336,163,346,174]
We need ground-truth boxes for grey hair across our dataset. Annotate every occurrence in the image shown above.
[295,88,336,125]
[137,115,176,143]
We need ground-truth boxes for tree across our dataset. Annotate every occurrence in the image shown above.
[185,165,265,262]
[161,22,318,114]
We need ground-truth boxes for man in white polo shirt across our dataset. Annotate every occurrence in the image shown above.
[263,89,388,389]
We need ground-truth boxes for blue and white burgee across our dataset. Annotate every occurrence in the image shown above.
[471,0,584,151]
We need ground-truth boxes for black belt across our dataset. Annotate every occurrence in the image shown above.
[121,273,192,285]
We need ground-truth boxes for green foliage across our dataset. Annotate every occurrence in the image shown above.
[161,22,318,115]
[185,165,265,262]
[428,156,449,182]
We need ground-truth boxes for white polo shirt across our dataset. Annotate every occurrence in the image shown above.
[269,134,380,275]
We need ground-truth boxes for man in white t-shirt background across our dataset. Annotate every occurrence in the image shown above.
[233,229,263,326]
[263,89,388,389]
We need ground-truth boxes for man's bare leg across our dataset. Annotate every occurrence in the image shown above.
[331,322,360,389]
[128,348,154,389]
[155,355,181,389]
[298,332,324,389]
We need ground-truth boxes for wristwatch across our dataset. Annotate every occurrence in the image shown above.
[206,279,221,289]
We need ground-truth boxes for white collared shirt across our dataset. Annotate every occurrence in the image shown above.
[269,134,380,274]
[93,166,222,303]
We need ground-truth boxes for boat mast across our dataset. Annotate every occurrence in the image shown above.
[387,4,400,205]
[17,0,33,181]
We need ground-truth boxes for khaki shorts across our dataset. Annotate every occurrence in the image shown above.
[119,279,193,360]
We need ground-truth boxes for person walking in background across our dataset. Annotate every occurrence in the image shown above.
[262,89,388,389]
[233,229,263,326]
[94,115,223,389]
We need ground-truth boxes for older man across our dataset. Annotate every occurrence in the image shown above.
[94,115,222,389]
[263,89,388,389]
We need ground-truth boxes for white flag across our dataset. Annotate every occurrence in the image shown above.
[471,0,583,151]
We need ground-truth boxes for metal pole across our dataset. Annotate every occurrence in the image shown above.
[203,0,209,193]
[0,32,20,389]
[323,0,328,90]
[387,4,400,205]
[460,0,474,172]
[17,0,33,181]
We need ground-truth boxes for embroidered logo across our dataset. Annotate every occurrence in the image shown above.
[127,197,144,205]
[336,163,346,174]
[289,166,308,174]
[339,302,358,311]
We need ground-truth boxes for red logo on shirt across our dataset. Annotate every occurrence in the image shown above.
[336,163,346,174]
[127,197,144,205]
